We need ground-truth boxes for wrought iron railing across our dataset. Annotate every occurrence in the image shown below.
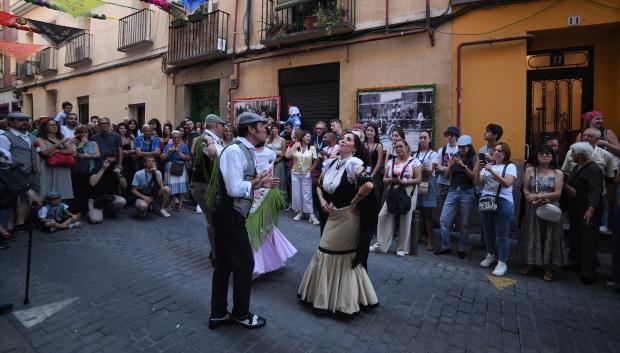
[65,33,91,67]
[260,0,355,42]
[35,47,57,74]
[15,61,35,79]
[167,10,229,67]
[118,8,152,52]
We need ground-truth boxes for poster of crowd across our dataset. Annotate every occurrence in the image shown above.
[357,85,435,152]
[233,96,281,125]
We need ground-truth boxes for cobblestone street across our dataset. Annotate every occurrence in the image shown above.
[1,210,619,353]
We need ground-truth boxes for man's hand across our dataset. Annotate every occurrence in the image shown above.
[565,185,577,198]
[584,207,594,225]
[142,196,153,204]
[113,167,122,175]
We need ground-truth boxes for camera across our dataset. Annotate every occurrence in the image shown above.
[105,160,117,168]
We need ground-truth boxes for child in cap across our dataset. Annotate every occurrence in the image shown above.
[38,191,81,232]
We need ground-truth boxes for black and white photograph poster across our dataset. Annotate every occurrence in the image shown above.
[233,96,281,125]
[357,85,435,152]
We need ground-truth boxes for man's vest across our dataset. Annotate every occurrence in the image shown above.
[4,130,36,175]
[217,140,256,217]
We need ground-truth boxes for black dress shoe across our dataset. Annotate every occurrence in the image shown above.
[208,313,231,329]
[0,303,13,315]
[457,250,466,259]
[231,313,266,329]
[581,277,596,285]
[604,281,620,292]
[433,248,451,255]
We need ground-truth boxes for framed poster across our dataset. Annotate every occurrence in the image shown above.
[232,96,281,126]
[357,85,435,152]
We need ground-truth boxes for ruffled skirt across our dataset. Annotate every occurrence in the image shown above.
[297,206,378,315]
[253,226,297,278]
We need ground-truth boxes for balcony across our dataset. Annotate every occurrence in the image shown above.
[15,62,35,80]
[118,8,153,52]
[260,0,355,48]
[167,10,229,67]
[35,48,57,74]
[65,33,92,67]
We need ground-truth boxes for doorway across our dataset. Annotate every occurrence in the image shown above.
[129,103,146,126]
[191,80,220,121]
[526,47,593,159]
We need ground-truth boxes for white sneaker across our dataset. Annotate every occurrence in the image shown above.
[68,222,81,229]
[159,209,171,218]
[369,244,386,254]
[196,205,203,214]
[599,225,610,234]
[480,253,496,268]
[309,214,320,225]
[293,212,303,221]
[492,261,508,277]
[396,251,408,257]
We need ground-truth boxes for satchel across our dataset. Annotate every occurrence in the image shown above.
[532,168,562,222]
[47,152,76,167]
[170,162,185,176]
[385,158,416,215]
[478,164,508,212]
[418,181,429,196]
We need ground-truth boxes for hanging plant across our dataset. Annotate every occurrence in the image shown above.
[314,4,344,35]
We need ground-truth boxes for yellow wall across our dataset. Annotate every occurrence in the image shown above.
[452,0,620,160]
[24,59,174,123]
[233,22,453,141]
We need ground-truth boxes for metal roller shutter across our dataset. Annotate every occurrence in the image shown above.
[279,63,339,131]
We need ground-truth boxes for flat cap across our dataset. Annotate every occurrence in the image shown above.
[237,112,266,126]
[7,112,31,120]
[204,114,228,125]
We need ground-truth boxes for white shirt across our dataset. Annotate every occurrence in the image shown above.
[435,144,458,185]
[480,163,518,203]
[255,147,276,173]
[202,129,224,156]
[61,125,76,138]
[219,137,256,199]
[0,128,34,151]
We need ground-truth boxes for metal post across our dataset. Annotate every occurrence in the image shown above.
[23,204,34,305]
[410,209,421,256]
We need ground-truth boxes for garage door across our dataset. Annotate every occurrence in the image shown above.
[279,63,339,131]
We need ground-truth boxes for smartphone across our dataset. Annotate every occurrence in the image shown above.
[478,153,486,163]
[77,147,85,154]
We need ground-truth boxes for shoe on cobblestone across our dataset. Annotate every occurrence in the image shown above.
[208,313,231,329]
[293,212,303,221]
[369,244,387,254]
[433,248,451,255]
[480,253,496,268]
[231,313,266,329]
[457,250,466,259]
[492,261,507,277]
[604,281,620,292]
[159,209,171,218]
[68,222,81,229]
[396,251,407,257]
[309,215,320,225]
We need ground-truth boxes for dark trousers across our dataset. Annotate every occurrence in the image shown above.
[612,190,620,283]
[211,209,254,319]
[568,207,600,280]
[71,173,90,214]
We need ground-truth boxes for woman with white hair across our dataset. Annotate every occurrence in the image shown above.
[161,130,190,210]
[563,142,603,284]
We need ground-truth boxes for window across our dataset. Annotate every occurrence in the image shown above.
[77,96,89,125]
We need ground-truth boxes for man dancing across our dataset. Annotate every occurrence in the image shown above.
[209,112,279,330]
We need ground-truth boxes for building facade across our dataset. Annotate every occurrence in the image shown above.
[452,0,620,160]
[11,0,174,126]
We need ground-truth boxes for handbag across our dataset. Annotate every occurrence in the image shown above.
[478,164,508,212]
[415,150,432,196]
[532,168,562,222]
[385,157,416,215]
[169,150,185,176]
[47,152,76,167]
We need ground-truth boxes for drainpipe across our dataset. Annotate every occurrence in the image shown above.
[456,34,534,128]
[233,28,428,65]
[385,0,389,33]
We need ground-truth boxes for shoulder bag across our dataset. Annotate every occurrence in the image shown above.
[533,168,562,222]
[45,139,76,168]
[416,150,430,196]
[478,164,508,212]
[385,157,416,215]
[169,150,185,176]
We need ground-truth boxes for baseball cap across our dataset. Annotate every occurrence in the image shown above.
[457,135,472,146]
[444,126,460,137]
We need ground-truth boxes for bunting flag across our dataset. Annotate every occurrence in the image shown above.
[0,11,18,26]
[182,0,206,14]
[23,0,107,19]
[141,0,171,13]
[53,0,104,17]
[0,41,46,61]
[27,19,84,47]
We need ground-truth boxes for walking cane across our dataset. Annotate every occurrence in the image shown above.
[23,202,34,305]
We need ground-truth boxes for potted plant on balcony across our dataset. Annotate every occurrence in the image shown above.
[314,4,344,35]
[265,15,288,38]
[188,12,205,22]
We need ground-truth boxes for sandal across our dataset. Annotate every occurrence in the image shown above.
[520,265,536,275]
[543,270,554,282]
